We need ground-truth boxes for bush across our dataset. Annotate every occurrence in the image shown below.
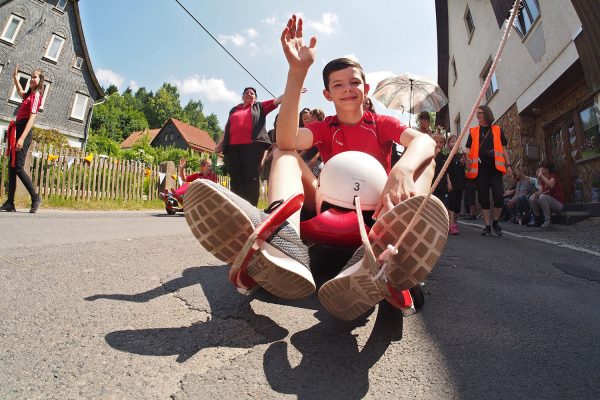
[32,127,69,148]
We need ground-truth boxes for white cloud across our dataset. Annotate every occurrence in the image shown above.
[262,14,277,25]
[307,13,338,34]
[128,80,139,91]
[96,68,125,89]
[366,70,395,87]
[218,33,246,47]
[172,75,239,103]
[343,54,360,63]
[245,28,259,38]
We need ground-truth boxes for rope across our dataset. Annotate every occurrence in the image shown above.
[172,0,276,98]
[378,0,523,268]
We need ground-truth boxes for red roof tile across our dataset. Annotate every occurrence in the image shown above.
[120,128,160,149]
[169,118,217,152]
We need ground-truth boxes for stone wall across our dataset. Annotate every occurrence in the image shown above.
[496,83,600,202]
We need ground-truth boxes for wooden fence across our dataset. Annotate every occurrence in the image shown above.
[0,141,232,202]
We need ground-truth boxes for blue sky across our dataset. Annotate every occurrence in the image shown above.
[78,0,438,130]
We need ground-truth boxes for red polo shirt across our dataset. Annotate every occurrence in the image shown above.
[228,99,277,145]
[306,111,407,173]
[16,91,42,121]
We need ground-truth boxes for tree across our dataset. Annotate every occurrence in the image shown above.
[145,83,185,128]
[105,84,119,95]
[183,99,206,128]
[202,113,223,142]
[90,93,149,142]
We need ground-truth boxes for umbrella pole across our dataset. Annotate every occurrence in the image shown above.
[410,79,413,128]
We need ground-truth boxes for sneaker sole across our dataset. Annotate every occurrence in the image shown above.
[369,195,448,290]
[184,180,255,264]
[319,195,449,320]
[185,180,315,299]
[247,245,315,299]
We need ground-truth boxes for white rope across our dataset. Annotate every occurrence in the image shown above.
[378,0,523,267]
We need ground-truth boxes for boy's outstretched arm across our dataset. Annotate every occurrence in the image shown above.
[277,15,317,151]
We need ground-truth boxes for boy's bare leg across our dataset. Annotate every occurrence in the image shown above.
[268,148,318,232]
[412,160,435,196]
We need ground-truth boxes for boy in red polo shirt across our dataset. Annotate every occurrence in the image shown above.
[183,16,448,320]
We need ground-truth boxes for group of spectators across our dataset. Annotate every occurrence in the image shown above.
[428,105,565,235]
[210,86,566,235]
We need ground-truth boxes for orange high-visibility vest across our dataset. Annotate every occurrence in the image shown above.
[465,125,507,179]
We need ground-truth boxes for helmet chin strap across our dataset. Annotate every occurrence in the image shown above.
[373,0,522,282]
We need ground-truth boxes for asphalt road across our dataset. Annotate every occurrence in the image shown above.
[1,210,599,399]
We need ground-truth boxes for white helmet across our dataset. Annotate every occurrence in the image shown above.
[316,151,387,214]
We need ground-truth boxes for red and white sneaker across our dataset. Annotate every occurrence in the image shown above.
[184,179,315,299]
[318,195,448,320]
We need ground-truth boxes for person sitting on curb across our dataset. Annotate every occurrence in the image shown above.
[528,160,564,228]
[182,16,448,321]
[506,165,535,225]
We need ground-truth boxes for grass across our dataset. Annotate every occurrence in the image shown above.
[13,195,164,211]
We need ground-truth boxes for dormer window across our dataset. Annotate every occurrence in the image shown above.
[55,0,67,11]
[1,14,25,44]
[44,34,66,62]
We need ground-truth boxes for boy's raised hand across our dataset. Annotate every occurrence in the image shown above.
[281,15,317,70]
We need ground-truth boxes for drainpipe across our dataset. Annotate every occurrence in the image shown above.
[82,95,107,152]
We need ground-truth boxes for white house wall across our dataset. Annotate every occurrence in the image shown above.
[447,0,582,140]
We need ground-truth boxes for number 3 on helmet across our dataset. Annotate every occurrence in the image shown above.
[315,151,387,214]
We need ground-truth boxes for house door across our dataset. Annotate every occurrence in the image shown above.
[545,116,578,202]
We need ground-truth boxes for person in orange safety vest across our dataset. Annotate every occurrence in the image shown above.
[465,105,513,237]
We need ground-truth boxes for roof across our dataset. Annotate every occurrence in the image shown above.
[0,0,105,100]
[169,118,217,153]
[73,0,105,100]
[120,128,161,149]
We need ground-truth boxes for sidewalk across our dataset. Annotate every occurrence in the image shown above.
[459,216,600,256]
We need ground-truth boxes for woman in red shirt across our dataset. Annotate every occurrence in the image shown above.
[1,65,44,213]
[215,87,281,206]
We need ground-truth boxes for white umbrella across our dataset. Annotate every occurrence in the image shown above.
[372,73,449,115]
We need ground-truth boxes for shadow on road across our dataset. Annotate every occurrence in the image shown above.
[85,247,404,394]
[263,303,403,400]
[85,266,288,363]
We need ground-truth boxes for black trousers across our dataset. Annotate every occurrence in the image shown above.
[476,164,504,209]
[225,143,266,206]
[7,120,37,204]
[448,189,464,214]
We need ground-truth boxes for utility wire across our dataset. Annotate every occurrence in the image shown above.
[173,0,276,98]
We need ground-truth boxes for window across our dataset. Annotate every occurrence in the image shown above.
[55,0,67,11]
[10,72,30,103]
[44,34,66,62]
[464,6,475,41]
[481,61,499,102]
[515,0,540,36]
[451,57,458,84]
[579,105,600,160]
[1,14,24,44]
[454,113,461,136]
[70,93,89,121]
[74,56,83,69]
[39,82,50,111]
[0,64,3,75]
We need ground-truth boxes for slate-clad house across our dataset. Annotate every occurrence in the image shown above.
[0,0,104,149]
